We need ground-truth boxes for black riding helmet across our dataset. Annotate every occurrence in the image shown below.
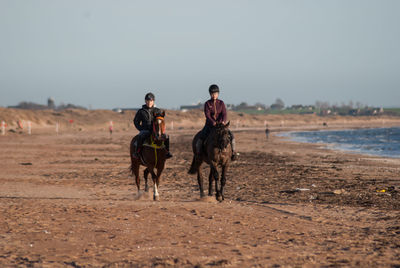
[145,92,155,101]
[208,84,220,95]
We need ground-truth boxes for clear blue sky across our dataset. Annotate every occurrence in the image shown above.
[1,0,399,109]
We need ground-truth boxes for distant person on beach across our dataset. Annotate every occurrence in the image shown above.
[109,122,113,136]
[265,125,270,140]
[132,92,172,159]
[17,120,23,129]
[196,84,237,161]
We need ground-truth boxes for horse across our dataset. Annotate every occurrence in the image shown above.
[188,122,232,201]
[130,111,167,201]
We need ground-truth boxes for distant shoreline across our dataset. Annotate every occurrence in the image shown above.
[276,126,400,159]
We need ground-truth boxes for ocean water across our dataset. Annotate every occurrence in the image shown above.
[280,127,400,158]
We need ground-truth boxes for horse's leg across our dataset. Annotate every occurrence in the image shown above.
[208,169,213,197]
[220,164,228,201]
[144,168,150,192]
[149,169,159,201]
[196,162,205,198]
[153,163,165,201]
[210,163,221,201]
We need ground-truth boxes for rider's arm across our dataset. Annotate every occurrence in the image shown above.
[133,110,144,131]
[220,100,227,124]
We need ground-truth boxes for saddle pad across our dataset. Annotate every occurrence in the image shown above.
[143,140,165,149]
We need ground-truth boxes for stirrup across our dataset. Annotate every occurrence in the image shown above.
[231,152,238,161]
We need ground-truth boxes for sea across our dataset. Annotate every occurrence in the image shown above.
[279,127,400,158]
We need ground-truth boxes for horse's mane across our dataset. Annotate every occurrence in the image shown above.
[205,123,230,149]
[214,122,226,129]
[213,122,230,134]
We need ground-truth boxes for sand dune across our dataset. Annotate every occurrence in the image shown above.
[2,107,400,132]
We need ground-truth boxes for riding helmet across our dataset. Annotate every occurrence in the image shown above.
[209,84,220,95]
[145,92,155,101]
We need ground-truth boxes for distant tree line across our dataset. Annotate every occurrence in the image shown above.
[8,98,86,110]
[227,98,391,116]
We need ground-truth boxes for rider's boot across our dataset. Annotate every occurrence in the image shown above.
[132,140,139,159]
[231,137,238,161]
[165,138,173,159]
[133,136,144,159]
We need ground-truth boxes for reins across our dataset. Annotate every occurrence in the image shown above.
[150,115,165,167]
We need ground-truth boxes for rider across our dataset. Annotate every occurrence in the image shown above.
[132,92,172,159]
[196,84,237,161]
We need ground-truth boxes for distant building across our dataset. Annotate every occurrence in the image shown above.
[8,102,48,110]
[320,109,332,116]
[231,103,266,111]
[291,105,304,110]
[112,108,140,113]
[180,103,203,111]
[48,97,55,109]
[270,103,284,110]
[226,104,234,110]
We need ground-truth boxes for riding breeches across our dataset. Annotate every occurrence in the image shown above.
[136,130,151,150]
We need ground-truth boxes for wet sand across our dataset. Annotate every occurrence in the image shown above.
[0,127,400,267]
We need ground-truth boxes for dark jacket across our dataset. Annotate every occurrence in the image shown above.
[204,99,227,127]
[133,105,161,131]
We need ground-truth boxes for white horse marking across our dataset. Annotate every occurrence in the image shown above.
[154,183,159,197]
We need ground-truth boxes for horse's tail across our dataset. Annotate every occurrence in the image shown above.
[129,136,136,175]
[188,155,198,174]
[130,162,134,175]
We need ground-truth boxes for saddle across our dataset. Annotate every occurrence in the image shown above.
[143,136,165,149]
[132,135,165,166]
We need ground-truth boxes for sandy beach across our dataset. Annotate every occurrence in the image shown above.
[1,109,400,267]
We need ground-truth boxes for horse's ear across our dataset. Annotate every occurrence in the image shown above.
[225,121,230,127]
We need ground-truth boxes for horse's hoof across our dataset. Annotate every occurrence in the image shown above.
[154,195,160,201]
[134,191,143,200]
[216,195,223,202]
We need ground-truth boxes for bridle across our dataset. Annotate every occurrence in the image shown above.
[152,116,166,142]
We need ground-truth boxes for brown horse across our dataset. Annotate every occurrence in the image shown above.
[188,122,232,201]
[130,111,167,201]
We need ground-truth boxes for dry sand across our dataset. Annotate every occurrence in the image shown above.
[0,109,400,267]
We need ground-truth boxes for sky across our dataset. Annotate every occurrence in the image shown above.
[1,0,399,109]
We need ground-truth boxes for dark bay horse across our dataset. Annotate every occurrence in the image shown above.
[130,111,167,201]
[188,122,232,201]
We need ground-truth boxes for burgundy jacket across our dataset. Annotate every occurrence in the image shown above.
[204,99,227,127]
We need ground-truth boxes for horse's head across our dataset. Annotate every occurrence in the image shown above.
[214,121,231,150]
[152,110,166,142]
